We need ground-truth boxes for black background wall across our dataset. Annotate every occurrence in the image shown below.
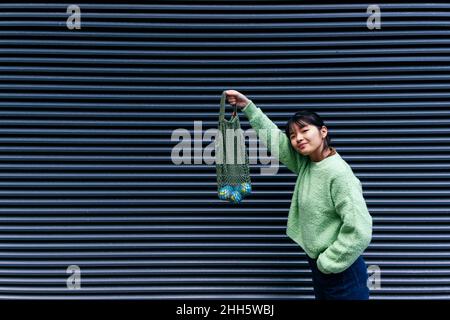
[0,1,449,299]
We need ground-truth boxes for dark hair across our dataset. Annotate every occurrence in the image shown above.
[284,110,332,154]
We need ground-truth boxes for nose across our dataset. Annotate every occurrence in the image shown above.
[296,133,304,143]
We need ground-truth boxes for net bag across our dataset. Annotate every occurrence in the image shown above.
[215,91,252,204]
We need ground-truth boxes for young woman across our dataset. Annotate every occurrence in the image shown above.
[224,90,373,300]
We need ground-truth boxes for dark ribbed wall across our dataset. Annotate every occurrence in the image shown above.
[0,1,449,299]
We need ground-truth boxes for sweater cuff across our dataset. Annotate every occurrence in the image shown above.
[316,254,332,274]
[241,100,259,120]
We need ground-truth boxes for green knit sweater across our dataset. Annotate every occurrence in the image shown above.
[242,100,372,274]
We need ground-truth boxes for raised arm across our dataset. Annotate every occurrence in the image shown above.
[224,90,308,174]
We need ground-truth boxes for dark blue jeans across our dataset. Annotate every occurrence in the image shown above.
[306,255,370,300]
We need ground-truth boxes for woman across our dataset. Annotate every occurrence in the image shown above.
[224,90,373,300]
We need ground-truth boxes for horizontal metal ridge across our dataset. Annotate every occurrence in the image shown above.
[6,56,450,64]
[1,20,449,28]
[0,233,449,240]
[4,39,450,47]
[5,30,450,39]
[5,93,450,101]
[5,74,450,83]
[0,216,449,223]
[6,83,450,91]
[8,48,450,56]
[3,12,450,19]
[1,3,450,10]
[4,66,450,74]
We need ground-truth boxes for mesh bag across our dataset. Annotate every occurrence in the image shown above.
[215,91,252,204]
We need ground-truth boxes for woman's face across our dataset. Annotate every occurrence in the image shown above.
[288,121,328,155]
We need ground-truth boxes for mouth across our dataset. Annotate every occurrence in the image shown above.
[298,143,308,149]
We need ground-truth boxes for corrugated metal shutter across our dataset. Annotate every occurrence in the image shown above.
[0,1,449,300]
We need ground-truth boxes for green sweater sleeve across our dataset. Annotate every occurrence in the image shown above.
[316,174,373,274]
[241,100,308,174]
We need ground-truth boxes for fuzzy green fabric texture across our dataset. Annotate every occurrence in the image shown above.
[242,100,372,274]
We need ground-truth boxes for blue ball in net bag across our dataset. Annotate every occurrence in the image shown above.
[218,185,234,201]
[229,190,243,204]
[235,183,252,198]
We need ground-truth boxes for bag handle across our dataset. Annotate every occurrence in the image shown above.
[220,90,238,122]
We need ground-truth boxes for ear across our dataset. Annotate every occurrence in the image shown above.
[321,126,328,138]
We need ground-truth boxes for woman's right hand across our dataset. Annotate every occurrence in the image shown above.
[224,90,251,109]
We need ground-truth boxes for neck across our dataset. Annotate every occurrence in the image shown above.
[309,146,331,162]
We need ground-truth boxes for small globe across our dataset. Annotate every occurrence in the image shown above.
[235,183,252,198]
[229,190,243,204]
[218,185,234,201]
